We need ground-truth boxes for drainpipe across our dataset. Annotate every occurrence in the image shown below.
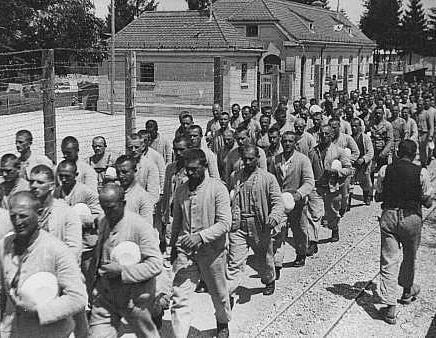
[320,44,326,101]
[357,47,362,91]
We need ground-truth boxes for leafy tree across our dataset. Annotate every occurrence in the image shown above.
[400,0,427,56]
[359,0,402,51]
[423,7,436,56]
[186,0,215,10]
[106,0,158,32]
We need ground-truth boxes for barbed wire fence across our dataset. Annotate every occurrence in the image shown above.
[0,48,213,164]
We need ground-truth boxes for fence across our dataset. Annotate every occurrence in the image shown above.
[0,49,212,164]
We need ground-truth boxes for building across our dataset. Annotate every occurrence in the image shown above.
[97,0,375,112]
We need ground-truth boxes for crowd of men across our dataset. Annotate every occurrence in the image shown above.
[0,79,434,337]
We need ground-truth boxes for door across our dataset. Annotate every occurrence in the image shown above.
[260,73,278,108]
[343,64,349,93]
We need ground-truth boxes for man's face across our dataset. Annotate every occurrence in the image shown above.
[231,105,240,116]
[281,134,296,153]
[16,135,31,155]
[313,114,323,128]
[294,120,306,136]
[241,149,258,173]
[242,108,252,121]
[57,164,77,190]
[391,106,400,118]
[301,98,307,106]
[262,107,272,117]
[127,139,144,159]
[374,108,384,122]
[260,117,270,132]
[393,95,400,104]
[223,132,235,148]
[185,159,206,187]
[329,121,340,138]
[351,120,361,136]
[324,94,331,102]
[181,117,193,131]
[219,114,230,130]
[251,101,259,113]
[188,129,202,148]
[424,98,431,110]
[1,160,19,182]
[268,131,280,147]
[212,104,221,119]
[293,101,301,112]
[10,198,39,240]
[145,124,158,139]
[116,161,135,189]
[299,109,308,120]
[319,127,333,145]
[402,108,410,120]
[173,141,189,162]
[235,131,250,147]
[92,139,106,156]
[376,99,384,108]
[99,193,125,224]
[62,143,79,161]
[345,107,354,121]
[29,172,54,200]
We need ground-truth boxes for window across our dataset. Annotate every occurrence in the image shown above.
[365,56,370,76]
[241,63,248,84]
[310,57,316,81]
[338,56,343,78]
[349,56,353,76]
[246,25,259,37]
[325,56,331,78]
[139,62,154,83]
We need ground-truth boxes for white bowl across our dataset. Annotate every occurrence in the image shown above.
[331,159,342,171]
[281,192,295,213]
[19,272,59,306]
[110,241,141,266]
[72,203,93,224]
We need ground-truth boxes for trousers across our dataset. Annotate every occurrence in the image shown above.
[352,163,373,195]
[171,248,231,338]
[379,209,422,306]
[307,189,324,242]
[418,132,429,166]
[227,221,275,295]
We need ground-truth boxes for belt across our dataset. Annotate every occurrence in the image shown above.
[240,213,256,219]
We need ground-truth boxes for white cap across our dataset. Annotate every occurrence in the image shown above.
[344,148,352,158]
[331,159,342,171]
[281,192,295,214]
[110,241,141,266]
[72,203,93,224]
[19,272,59,306]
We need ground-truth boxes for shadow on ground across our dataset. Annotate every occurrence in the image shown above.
[426,314,436,337]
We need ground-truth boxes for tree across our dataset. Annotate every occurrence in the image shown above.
[359,0,402,51]
[425,7,436,55]
[186,0,215,10]
[400,0,427,56]
[290,0,329,9]
[106,0,158,32]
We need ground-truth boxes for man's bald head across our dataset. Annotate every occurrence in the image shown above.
[99,183,125,203]
[9,191,42,212]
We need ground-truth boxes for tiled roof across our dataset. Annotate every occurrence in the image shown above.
[214,0,375,46]
[113,10,263,51]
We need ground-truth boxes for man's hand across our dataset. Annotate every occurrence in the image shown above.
[180,234,203,251]
[356,158,365,166]
[99,262,123,279]
[10,291,37,314]
[291,191,302,202]
[170,246,178,264]
[266,218,278,230]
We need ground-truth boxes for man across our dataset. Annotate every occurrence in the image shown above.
[29,164,82,262]
[88,136,116,192]
[350,118,374,206]
[0,191,87,337]
[308,125,352,242]
[307,111,325,144]
[223,127,267,184]
[60,136,98,192]
[0,154,29,210]
[265,127,283,165]
[127,133,160,204]
[389,105,406,161]
[369,107,394,191]
[211,112,233,155]
[331,108,352,135]
[423,97,436,162]
[239,105,261,144]
[88,184,162,337]
[272,107,294,135]
[146,119,173,165]
[269,133,315,268]
[329,118,360,214]
[115,155,154,226]
[170,149,231,338]
[206,103,222,143]
[375,140,433,325]
[227,145,284,296]
[217,130,236,179]
[184,124,219,175]
[402,106,418,143]
[15,129,53,180]
[230,103,243,129]
[294,118,316,157]
[175,111,194,139]
[251,100,261,120]
[257,115,272,151]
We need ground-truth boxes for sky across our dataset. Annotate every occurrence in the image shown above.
[93,0,434,25]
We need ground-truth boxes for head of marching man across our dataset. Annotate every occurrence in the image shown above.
[61,136,80,162]
[127,133,145,161]
[9,191,42,244]
[183,148,207,191]
[281,131,297,155]
[57,160,78,192]
[99,183,126,227]
[15,130,33,157]
[29,165,55,204]
[173,136,191,163]
[319,124,333,147]
[234,127,251,148]
[241,144,259,175]
[187,125,203,149]
[115,155,137,190]
[0,154,20,183]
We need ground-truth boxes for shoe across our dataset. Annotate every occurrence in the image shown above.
[195,280,208,293]
[363,193,372,205]
[379,305,396,325]
[152,312,163,330]
[292,255,306,267]
[229,296,235,310]
[321,217,329,228]
[275,267,281,280]
[339,208,346,217]
[399,285,421,304]
[306,242,318,257]
[331,229,339,242]
[263,281,275,295]
[217,322,230,338]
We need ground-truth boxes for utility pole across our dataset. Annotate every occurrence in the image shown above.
[110,0,115,115]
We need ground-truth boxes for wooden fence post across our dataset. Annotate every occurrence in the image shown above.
[125,50,137,152]
[42,49,56,163]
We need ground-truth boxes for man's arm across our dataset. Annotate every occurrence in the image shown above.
[363,134,374,163]
[258,148,268,170]
[144,161,160,204]
[296,156,315,198]
[420,168,433,208]
[63,208,83,264]
[139,192,154,225]
[346,135,360,163]
[170,188,183,247]
[381,122,394,157]
[206,151,220,179]
[198,182,231,244]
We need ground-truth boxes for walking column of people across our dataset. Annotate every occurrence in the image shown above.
[0,79,434,337]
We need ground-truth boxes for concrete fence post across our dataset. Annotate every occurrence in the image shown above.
[42,49,56,163]
[125,50,137,152]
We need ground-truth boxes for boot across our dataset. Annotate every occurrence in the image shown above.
[331,229,339,242]
[400,284,420,304]
[306,241,318,257]
[379,305,396,325]
[217,322,230,338]
[292,255,306,267]
[275,266,281,281]
[263,281,275,295]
